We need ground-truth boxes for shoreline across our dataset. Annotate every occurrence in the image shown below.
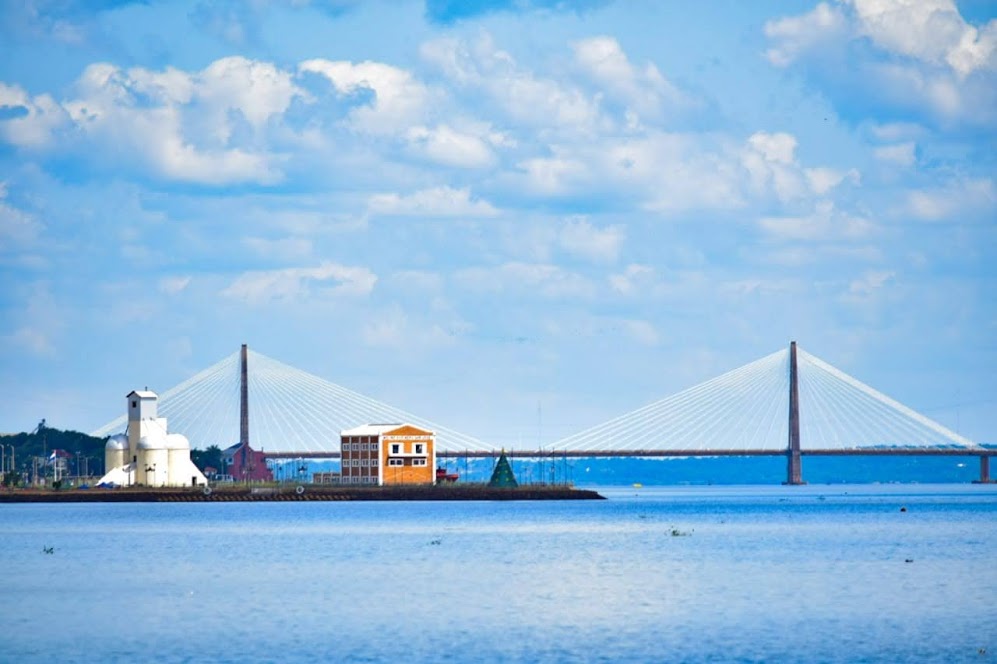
[0,484,605,503]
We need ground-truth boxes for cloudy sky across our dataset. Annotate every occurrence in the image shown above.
[0,0,994,446]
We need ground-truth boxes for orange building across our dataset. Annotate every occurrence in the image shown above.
[340,423,435,485]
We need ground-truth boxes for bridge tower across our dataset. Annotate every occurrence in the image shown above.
[240,343,249,448]
[785,341,805,485]
[239,343,251,475]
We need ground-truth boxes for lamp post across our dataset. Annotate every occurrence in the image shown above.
[0,443,6,475]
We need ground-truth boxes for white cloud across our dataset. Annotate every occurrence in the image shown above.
[360,305,457,349]
[848,0,997,78]
[765,1,997,126]
[0,82,69,148]
[572,36,687,119]
[0,184,43,245]
[0,57,305,185]
[905,178,995,221]
[764,2,848,67]
[805,166,860,195]
[747,131,798,164]
[873,142,916,166]
[406,124,496,168]
[61,60,293,184]
[158,276,191,295]
[198,56,303,132]
[848,269,895,295]
[766,0,997,78]
[367,186,498,217]
[221,261,377,303]
[421,33,602,136]
[759,200,874,241]
[742,132,809,202]
[868,122,925,142]
[299,58,430,134]
[515,131,747,212]
[609,264,656,296]
[455,262,594,298]
[558,217,624,263]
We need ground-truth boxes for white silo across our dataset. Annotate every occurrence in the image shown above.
[166,434,192,485]
[137,435,169,487]
[104,434,129,473]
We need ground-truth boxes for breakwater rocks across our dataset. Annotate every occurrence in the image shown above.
[0,485,604,503]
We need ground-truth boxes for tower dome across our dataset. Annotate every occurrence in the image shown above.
[137,435,166,450]
[105,434,128,451]
[165,433,190,450]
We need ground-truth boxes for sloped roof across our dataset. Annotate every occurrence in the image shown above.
[341,423,431,437]
[127,390,158,399]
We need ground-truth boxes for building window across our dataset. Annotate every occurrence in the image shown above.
[371,458,379,467]
[412,458,428,467]
[362,458,369,467]
[390,443,401,455]
[414,443,424,455]
[388,458,403,467]
[131,401,137,408]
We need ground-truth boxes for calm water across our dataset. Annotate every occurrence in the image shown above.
[1,485,995,663]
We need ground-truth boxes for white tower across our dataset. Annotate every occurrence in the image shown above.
[127,390,160,448]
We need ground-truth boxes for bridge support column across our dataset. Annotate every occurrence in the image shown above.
[240,344,249,447]
[974,456,993,484]
[784,341,806,485]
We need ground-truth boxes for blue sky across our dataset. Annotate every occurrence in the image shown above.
[0,0,994,446]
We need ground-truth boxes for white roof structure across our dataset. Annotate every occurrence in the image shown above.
[127,390,158,399]
[341,423,432,437]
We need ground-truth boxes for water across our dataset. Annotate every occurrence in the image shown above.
[1,484,995,663]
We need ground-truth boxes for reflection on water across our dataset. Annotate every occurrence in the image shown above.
[1,485,995,663]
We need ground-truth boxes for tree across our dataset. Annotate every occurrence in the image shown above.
[191,445,224,474]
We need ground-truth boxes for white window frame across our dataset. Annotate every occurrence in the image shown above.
[412,458,428,467]
[388,458,403,467]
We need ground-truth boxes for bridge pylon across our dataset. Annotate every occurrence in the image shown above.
[785,341,806,485]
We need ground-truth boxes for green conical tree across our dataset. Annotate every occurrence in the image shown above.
[488,451,518,488]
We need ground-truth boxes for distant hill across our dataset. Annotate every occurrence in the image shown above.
[2,426,107,482]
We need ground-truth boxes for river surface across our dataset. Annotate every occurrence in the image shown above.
[1,484,995,663]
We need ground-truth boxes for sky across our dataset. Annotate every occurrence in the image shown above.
[0,0,994,447]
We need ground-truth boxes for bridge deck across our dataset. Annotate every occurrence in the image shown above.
[265,448,991,459]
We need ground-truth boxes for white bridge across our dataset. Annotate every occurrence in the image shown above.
[91,342,991,484]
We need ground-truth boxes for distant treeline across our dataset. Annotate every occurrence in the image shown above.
[1,426,225,483]
[2,426,106,467]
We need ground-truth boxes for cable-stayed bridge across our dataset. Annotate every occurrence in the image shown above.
[91,342,992,484]
[91,345,494,455]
